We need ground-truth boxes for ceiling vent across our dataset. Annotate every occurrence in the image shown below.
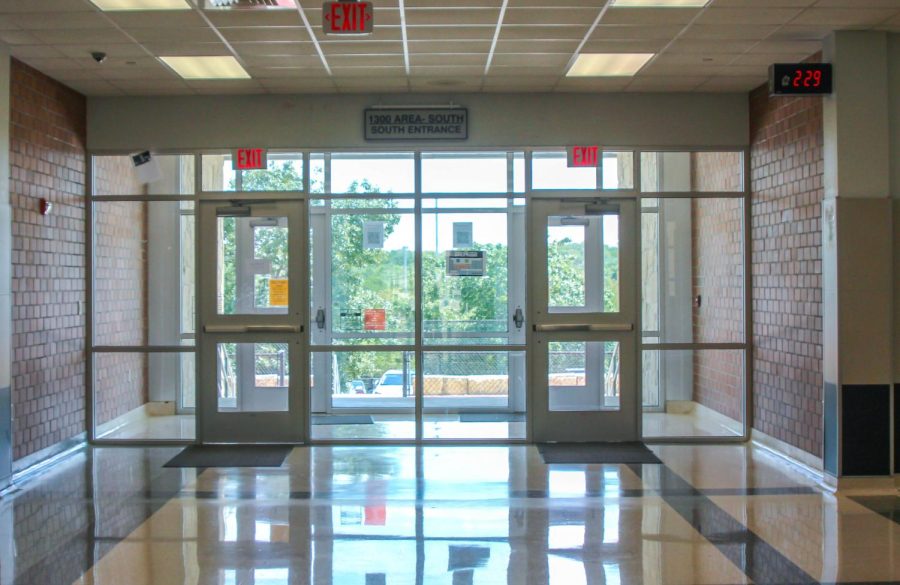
[207,0,294,8]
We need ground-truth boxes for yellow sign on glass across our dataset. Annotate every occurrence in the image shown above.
[269,278,289,307]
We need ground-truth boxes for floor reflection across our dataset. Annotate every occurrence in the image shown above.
[0,445,897,585]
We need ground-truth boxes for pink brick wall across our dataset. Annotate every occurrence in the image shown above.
[9,59,87,460]
[749,71,824,457]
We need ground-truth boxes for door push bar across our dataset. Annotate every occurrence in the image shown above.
[203,325,304,334]
[532,323,634,333]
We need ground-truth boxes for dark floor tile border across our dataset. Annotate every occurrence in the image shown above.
[627,463,820,585]
[849,496,900,526]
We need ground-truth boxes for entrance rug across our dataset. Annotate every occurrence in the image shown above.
[311,415,374,425]
[164,445,292,468]
[537,442,662,464]
[459,413,525,423]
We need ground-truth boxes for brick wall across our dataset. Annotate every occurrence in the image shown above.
[749,74,824,457]
[690,153,745,422]
[9,60,149,460]
[9,59,87,460]
[92,159,148,426]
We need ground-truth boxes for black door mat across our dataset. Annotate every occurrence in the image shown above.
[537,442,662,464]
[459,413,525,423]
[164,445,292,468]
[311,415,374,425]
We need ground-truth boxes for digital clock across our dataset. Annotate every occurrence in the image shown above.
[769,63,833,96]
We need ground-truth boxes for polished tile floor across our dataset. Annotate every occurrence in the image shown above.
[0,444,897,585]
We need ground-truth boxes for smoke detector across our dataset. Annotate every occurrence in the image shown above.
[207,0,294,8]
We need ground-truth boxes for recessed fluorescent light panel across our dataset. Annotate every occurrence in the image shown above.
[566,53,655,77]
[612,0,708,6]
[89,0,190,10]
[161,56,251,80]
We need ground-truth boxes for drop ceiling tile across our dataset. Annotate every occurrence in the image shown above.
[590,24,685,40]
[329,65,407,76]
[204,10,302,28]
[245,66,329,78]
[33,67,104,82]
[8,12,111,30]
[499,25,590,40]
[504,7,600,25]
[511,0,607,6]
[219,26,309,43]
[105,11,207,29]
[144,42,230,56]
[409,53,486,66]
[60,43,149,59]
[481,80,557,93]
[406,0,503,6]
[626,75,708,91]
[321,41,403,55]
[712,0,814,6]
[488,65,565,76]
[305,7,402,27]
[257,78,336,92]
[11,45,65,59]
[495,39,581,52]
[767,24,835,40]
[731,52,815,66]
[15,56,89,70]
[407,40,492,53]
[31,28,132,45]
[311,25,402,41]
[98,66,177,81]
[328,54,405,67]
[681,24,780,39]
[331,77,409,91]
[602,7,703,25]
[580,39,670,52]
[406,26,495,40]
[241,55,324,68]
[651,52,740,66]
[0,30,41,45]
[748,39,823,54]
[71,54,157,68]
[187,79,264,92]
[409,78,482,92]
[695,7,804,25]
[491,53,571,67]
[641,61,763,77]
[404,8,500,26]
[813,0,900,7]
[0,0,94,12]
[124,27,221,44]
[62,79,125,97]
[668,39,758,53]
[231,42,318,57]
[410,64,486,75]
[790,8,898,26]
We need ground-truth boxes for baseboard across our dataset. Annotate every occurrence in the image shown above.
[146,401,176,416]
[691,402,744,435]
[12,432,85,476]
[95,404,153,438]
[665,400,694,414]
[751,428,824,473]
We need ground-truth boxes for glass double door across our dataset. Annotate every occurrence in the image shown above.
[198,199,306,443]
[530,198,639,442]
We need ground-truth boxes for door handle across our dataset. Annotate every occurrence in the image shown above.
[203,325,303,334]
[513,307,525,329]
[532,323,633,333]
[315,308,326,330]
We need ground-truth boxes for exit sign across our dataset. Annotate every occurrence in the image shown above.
[323,1,373,35]
[567,146,599,168]
[233,148,267,171]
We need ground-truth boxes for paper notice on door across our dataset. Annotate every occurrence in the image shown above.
[269,278,289,306]
[364,308,386,331]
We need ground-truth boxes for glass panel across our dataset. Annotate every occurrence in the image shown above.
[547,213,619,313]
[217,215,289,316]
[642,198,744,343]
[549,341,620,412]
[532,151,597,190]
[95,352,195,440]
[94,201,195,346]
[421,152,507,193]
[241,153,304,191]
[310,153,325,194]
[641,151,743,192]
[513,152,525,193]
[310,351,415,440]
[330,207,415,345]
[641,349,744,438]
[422,210,508,343]
[331,152,415,194]
[602,151,634,190]
[201,154,236,192]
[641,337,660,408]
[217,343,289,412]
[93,154,194,196]
[423,352,526,440]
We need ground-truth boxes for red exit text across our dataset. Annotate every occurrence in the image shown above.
[323,1,374,35]
[567,146,600,168]
[233,148,267,171]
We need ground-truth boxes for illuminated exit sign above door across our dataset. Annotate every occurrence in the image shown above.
[567,146,599,168]
[233,148,267,170]
[323,1,374,35]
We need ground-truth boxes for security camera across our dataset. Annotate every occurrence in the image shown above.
[91,52,107,64]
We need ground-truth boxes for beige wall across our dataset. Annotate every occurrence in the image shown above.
[87,92,748,151]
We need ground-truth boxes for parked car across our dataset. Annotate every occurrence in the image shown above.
[347,380,367,394]
[374,369,414,397]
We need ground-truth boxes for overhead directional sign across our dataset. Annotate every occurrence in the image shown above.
[364,108,468,141]
[323,1,373,35]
